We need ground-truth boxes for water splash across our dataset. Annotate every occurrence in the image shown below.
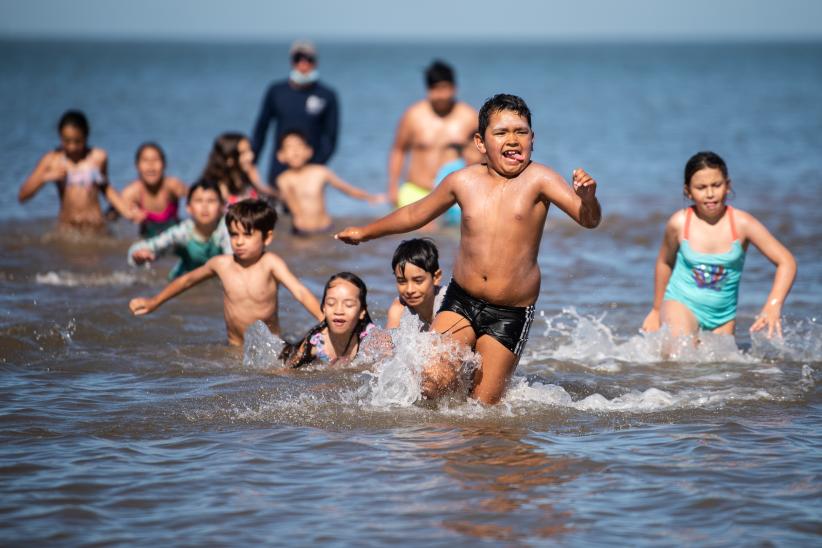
[359,314,480,408]
[242,321,285,370]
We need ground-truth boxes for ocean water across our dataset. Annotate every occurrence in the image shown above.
[0,39,820,545]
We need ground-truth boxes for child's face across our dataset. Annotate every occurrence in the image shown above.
[187,188,223,226]
[394,263,441,309]
[277,135,313,169]
[686,167,730,215]
[137,147,165,186]
[476,110,533,178]
[60,125,87,160]
[228,221,272,262]
[323,279,365,336]
[237,139,255,171]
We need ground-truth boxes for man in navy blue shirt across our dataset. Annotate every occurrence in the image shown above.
[251,41,339,187]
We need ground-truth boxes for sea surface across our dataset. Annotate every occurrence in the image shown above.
[0,40,820,545]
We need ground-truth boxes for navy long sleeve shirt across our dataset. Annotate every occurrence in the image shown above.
[251,79,339,184]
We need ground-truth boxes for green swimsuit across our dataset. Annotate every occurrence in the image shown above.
[663,206,746,330]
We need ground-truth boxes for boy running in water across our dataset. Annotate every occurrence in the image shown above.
[337,94,601,404]
[130,199,322,345]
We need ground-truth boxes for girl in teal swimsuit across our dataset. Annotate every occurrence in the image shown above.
[643,151,796,339]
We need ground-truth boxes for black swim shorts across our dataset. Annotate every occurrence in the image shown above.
[437,279,535,358]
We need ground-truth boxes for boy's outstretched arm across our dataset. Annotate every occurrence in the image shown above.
[269,255,323,321]
[129,261,217,316]
[542,168,601,229]
[335,177,457,245]
[325,168,386,203]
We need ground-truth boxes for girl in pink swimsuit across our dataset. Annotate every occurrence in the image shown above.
[120,142,187,237]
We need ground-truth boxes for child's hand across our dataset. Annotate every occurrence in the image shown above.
[641,309,661,333]
[572,168,597,200]
[750,300,783,338]
[129,297,154,316]
[368,193,388,205]
[131,249,156,265]
[335,227,366,245]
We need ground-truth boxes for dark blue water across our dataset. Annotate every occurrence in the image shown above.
[1,40,820,545]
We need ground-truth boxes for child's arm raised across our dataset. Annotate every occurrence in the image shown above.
[18,152,65,203]
[129,260,218,316]
[98,153,139,221]
[740,211,797,338]
[325,168,386,203]
[336,176,457,245]
[269,255,323,321]
[642,214,681,332]
[540,168,601,229]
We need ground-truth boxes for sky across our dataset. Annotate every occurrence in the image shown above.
[1,0,821,41]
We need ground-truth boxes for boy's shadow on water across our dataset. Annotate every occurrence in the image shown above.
[416,425,595,542]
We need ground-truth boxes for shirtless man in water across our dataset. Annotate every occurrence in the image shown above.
[338,94,601,404]
[388,60,478,207]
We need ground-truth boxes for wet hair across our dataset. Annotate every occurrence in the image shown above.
[425,60,455,88]
[224,198,277,234]
[281,272,373,369]
[135,142,166,166]
[391,238,440,276]
[187,178,224,203]
[478,94,532,138]
[200,132,252,197]
[684,151,729,186]
[58,110,90,138]
[277,129,310,150]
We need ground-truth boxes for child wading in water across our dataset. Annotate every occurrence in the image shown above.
[281,272,376,368]
[642,151,796,340]
[201,133,278,205]
[18,110,133,232]
[385,238,446,330]
[276,130,385,236]
[337,94,602,404]
[129,199,322,345]
[127,179,231,280]
[120,142,187,237]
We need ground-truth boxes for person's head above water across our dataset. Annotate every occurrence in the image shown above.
[391,238,442,310]
[135,142,167,188]
[425,60,456,116]
[225,198,277,236]
[276,130,313,169]
[476,94,534,179]
[186,179,224,227]
[392,238,440,277]
[202,132,254,195]
[683,151,731,214]
[58,110,90,160]
[289,40,318,85]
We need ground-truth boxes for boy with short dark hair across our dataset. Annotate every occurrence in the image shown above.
[276,130,384,236]
[130,199,323,345]
[128,179,231,279]
[385,238,445,330]
[337,94,601,404]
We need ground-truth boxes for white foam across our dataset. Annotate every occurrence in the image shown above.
[35,270,139,287]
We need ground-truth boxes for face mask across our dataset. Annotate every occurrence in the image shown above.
[289,69,319,86]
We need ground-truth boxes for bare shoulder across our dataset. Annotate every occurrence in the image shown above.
[121,180,142,197]
[525,162,566,192]
[664,209,687,239]
[455,101,478,118]
[447,163,483,190]
[90,147,108,163]
[166,176,187,193]
[207,253,233,272]
[262,251,288,270]
[729,207,763,237]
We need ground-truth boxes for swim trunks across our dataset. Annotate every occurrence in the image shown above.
[291,223,333,237]
[437,279,535,358]
[397,181,430,208]
[663,206,746,330]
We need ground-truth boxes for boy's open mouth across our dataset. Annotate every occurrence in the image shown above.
[503,150,524,161]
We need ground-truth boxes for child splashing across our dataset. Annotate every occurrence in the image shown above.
[642,151,796,343]
[201,132,278,205]
[385,238,446,330]
[280,272,376,368]
[18,110,133,232]
[120,142,187,237]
